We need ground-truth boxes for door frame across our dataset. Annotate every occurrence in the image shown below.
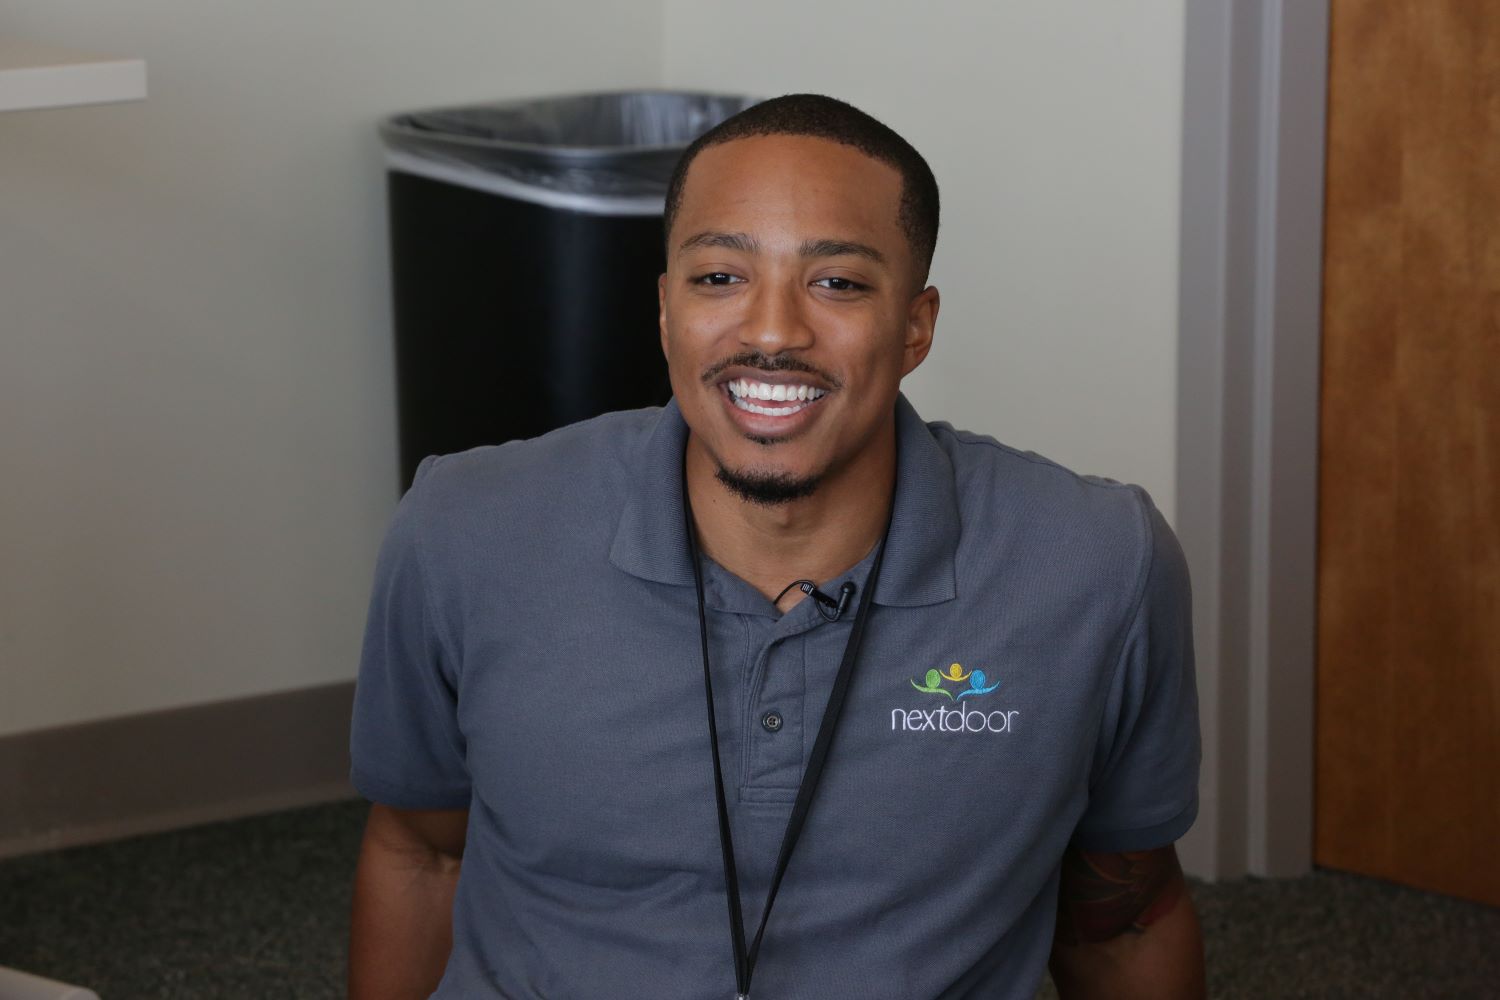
[1174,0,1329,879]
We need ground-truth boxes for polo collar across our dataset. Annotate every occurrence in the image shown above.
[608,393,959,607]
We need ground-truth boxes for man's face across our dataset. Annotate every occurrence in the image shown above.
[659,134,938,503]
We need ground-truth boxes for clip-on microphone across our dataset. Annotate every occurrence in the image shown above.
[774,579,857,622]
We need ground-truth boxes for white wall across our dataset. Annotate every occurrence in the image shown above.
[0,2,1186,744]
[0,1,662,736]
[663,1,1185,516]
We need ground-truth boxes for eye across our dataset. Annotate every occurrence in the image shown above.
[693,272,743,287]
[813,276,868,292]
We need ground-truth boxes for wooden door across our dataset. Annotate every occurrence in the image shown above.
[1316,0,1500,907]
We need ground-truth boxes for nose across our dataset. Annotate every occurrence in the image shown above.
[740,279,814,356]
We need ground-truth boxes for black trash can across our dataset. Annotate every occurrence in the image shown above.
[381,90,759,490]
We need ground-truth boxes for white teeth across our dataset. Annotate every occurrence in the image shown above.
[726,378,828,405]
[732,396,806,417]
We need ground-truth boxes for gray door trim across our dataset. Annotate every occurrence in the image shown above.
[1175,0,1328,878]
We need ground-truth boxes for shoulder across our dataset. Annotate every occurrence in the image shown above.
[915,418,1188,643]
[416,407,657,503]
[401,406,664,559]
[931,421,1161,574]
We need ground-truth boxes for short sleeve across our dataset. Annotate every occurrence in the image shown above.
[1072,489,1201,853]
[349,455,472,809]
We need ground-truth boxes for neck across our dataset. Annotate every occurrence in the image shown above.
[684,427,896,612]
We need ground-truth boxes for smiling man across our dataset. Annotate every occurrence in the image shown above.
[349,95,1204,1000]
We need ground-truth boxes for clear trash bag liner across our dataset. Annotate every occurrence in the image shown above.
[381,91,760,206]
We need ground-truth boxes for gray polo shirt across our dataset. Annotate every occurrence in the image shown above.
[351,395,1199,1000]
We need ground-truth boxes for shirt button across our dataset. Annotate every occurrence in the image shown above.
[761,711,784,733]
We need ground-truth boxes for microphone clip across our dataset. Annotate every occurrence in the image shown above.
[778,579,856,622]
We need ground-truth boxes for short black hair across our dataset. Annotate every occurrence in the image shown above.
[664,94,940,286]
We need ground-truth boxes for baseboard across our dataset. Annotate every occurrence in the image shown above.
[0,681,359,860]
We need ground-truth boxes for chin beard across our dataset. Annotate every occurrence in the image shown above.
[715,464,821,507]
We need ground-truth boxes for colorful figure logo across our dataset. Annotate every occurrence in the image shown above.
[910,662,1000,700]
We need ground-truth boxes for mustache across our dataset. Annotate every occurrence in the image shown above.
[700,351,844,390]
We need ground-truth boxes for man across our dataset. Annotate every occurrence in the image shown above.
[349,94,1204,999]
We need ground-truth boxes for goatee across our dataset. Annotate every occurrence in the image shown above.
[714,465,821,507]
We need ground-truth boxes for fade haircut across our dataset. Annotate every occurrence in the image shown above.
[663,94,941,287]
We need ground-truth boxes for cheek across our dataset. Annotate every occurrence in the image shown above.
[676,300,738,341]
[661,320,723,400]
[665,310,738,375]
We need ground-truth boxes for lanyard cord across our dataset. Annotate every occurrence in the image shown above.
[686,503,749,994]
[684,490,893,999]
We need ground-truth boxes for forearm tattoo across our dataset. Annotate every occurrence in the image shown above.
[1053,845,1186,946]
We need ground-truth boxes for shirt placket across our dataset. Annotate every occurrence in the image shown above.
[740,619,810,798]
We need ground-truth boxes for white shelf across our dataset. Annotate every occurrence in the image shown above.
[0,39,146,113]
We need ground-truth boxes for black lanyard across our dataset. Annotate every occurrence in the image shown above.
[684,492,892,1000]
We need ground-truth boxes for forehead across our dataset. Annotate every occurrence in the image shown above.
[673,134,905,251]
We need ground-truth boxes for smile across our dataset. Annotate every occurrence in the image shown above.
[724,377,829,417]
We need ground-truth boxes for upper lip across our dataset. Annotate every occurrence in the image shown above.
[715,367,834,392]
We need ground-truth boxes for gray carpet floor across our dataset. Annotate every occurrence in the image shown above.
[1,801,1496,999]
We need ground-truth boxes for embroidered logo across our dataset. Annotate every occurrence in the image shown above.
[894,662,1018,733]
[909,662,1001,700]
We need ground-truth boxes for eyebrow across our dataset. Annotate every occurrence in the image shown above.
[677,230,760,255]
[798,238,886,265]
[676,230,887,265]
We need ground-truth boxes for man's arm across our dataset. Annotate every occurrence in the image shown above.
[349,804,469,1000]
[1048,843,1206,1000]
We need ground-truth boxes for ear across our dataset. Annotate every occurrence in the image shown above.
[657,273,669,358]
[901,285,940,377]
